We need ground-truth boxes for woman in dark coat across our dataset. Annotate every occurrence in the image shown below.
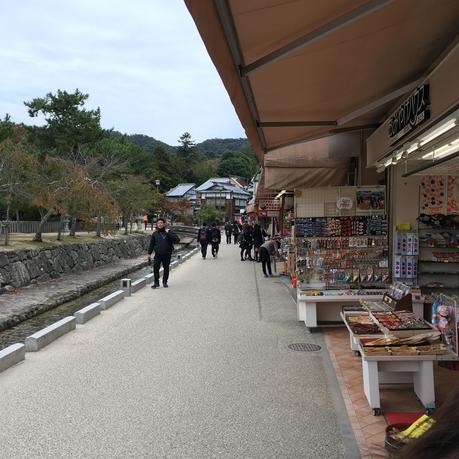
[252,223,266,262]
[232,221,240,244]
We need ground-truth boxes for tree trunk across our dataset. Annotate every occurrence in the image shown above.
[57,214,64,241]
[32,209,53,242]
[123,214,128,235]
[16,209,19,221]
[96,214,102,237]
[69,217,77,237]
[5,195,11,221]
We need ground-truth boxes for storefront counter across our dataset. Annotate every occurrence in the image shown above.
[359,347,457,416]
[297,291,385,330]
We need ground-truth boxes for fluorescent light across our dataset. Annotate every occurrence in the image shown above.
[275,190,286,200]
[422,138,459,159]
[376,165,385,174]
[419,118,457,146]
[406,143,420,154]
[384,158,392,168]
[395,151,403,161]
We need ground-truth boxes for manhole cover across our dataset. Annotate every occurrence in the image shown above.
[288,343,321,352]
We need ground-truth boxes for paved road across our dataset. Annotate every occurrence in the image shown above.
[0,242,357,458]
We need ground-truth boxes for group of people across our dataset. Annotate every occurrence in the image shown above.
[146,217,283,288]
[224,220,282,277]
[197,222,222,259]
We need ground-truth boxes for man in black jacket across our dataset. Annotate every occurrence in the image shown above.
[147,218,180,288]
[197,222,210,259]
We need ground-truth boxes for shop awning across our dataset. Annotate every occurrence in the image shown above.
[185,0,459,162]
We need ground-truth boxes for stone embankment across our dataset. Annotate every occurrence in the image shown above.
[0,235,150,291]
[0,228,197,333]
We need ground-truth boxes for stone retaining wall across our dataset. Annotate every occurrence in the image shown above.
[0,235,151,290]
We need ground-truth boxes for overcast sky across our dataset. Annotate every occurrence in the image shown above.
[0,0,246,145]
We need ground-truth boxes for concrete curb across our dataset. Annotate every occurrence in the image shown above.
[144,273,154,284]
[74,303,101,324]
[25,317,76,352]
[99,290,125,310]
[170,260,179,270]
[0,343,25,373]
[131,278,146,293]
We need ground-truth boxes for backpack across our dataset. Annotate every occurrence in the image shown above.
[199,228,208,241]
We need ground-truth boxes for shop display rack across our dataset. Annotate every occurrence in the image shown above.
[418,226,459,293]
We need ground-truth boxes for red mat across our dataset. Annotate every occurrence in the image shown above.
[384,412,424,425]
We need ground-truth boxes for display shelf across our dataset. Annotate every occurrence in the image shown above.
[420,245,459,249]
[419,259,459,263]
[418,224,458,295]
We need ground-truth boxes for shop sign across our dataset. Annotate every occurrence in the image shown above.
[388,84,430,145]
[336,197,353,210]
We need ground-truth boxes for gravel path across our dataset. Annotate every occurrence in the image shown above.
[0,242,357,458]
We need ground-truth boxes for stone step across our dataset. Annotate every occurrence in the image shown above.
[74,303,101,324]
[25,317,76,352]
[0,343,25,373]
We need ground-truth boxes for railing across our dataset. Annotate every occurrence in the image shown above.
[0,221,95,234]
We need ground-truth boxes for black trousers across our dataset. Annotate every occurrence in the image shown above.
[200,241,208,258]
[225,233,232,244]
[259,247,272,275]
[153,253,171,284]
[233,233,239,244]
[211,242,219,256]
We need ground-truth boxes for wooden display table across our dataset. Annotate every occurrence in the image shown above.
[359,347,456,416]
[340,311,384,355]
[297,291,384,330]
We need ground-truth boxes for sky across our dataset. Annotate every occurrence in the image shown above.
[0,0,246,145]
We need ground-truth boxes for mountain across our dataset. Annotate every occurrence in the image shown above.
[123,133,250,156]
[123,134,176,153]
[196,138,250,155]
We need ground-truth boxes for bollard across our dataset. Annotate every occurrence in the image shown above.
[120,278,132,296]
[177,254,182,264]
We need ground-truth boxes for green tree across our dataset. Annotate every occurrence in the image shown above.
[195,203,224,225]
[25,89,103,161]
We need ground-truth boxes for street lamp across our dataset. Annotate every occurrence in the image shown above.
[155,179,160,192]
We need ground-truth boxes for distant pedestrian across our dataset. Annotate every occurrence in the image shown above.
[232,221,240,244]
[209,222,221,258]
[197,222,210,259]
[259,237,281,277]
[224,221,233,244]
[242,223,254,260]
[143,214,148,230]
[147,218,180,288]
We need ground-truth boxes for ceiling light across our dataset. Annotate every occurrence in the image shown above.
[275,190,286,200]
[376,165,385,174]
[406,143,420,154]
[395,151,403,161]
[419,118,458,146]
[384,158,393,168]
[422,138,459,160]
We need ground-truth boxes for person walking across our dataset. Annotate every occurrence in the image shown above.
[252,223,267,262]
[242,223,254,260]
[259,237,281,277]
[224,221,233,244]
[209,222,221,258]
[197,222,210,259]
[232,221,240,244]
[143,214,149,230]
[147,218,180,288]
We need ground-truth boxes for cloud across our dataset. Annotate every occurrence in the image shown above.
[0,0,245,144]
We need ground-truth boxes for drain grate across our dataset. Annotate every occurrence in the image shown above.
[288,343,321,352]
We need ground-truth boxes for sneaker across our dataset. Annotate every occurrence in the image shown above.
[151,283,160,289]
[264,274,268,278]
[163,283,168,288]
